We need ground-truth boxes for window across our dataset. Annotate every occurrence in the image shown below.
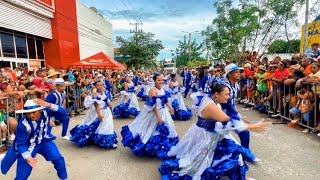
[164,63,174,68]
[40,61,45,68]
[36,39,44,59]
[15,36,28,58]
[0,33,15,57]
[27,38,36,59]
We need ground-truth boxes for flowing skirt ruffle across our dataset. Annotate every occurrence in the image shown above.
[121,106,178,158]
[159,125,255,180]
[121,123,178,158]
[70,106,117,149]
[170,93,192,120]
[113,99,140,118]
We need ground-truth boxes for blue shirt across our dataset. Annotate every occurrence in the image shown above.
[46,90,66,107]
[15,105,68,159]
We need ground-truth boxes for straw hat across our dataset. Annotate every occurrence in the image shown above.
[47,69,60,77]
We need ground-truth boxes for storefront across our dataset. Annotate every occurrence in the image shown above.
[0,0,54,70]
[0,0,113,70]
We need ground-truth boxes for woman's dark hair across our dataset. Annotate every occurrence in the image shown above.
[210,83,227,94]
[25,82,34,89]
[170,73,176,79]
[153,73,161,81]
[292,69,305,78]
[63,75,69,81]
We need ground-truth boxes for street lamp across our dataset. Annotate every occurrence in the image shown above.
[181,31,200,63]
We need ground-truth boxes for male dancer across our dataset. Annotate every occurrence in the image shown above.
[1,99,68,180]
[45,78,70,140]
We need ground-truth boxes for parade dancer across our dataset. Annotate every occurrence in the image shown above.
[184,69,198,99]
[45,78,70,141]
[159,82,268,180]
[1,99,68,180]
[121,73,178,158]
[223,64,252,149]
[113,76,140,118]
[199,67,215,96]
[137,72,152,101]
[163,71,170,91]
[97,74,113,100]
[169,73,192,120]
[70,81,117,148]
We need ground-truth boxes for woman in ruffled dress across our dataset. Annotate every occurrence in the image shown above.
[159,82,268,180]
[163,71,170,91]
[121,73,178,158]
[113,75,140,118]
[169,73,192,120]
[137,72,152,100]
[70,81,117,149]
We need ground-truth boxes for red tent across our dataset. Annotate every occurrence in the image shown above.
[71,52,127,70]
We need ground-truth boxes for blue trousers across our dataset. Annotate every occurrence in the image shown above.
[237,130,250,149]
[56,116,70,137]
[15,141,67,180]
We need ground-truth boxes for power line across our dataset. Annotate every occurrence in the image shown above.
[126,0,143,24]
[119,0,139,23]
[111,1,132,24]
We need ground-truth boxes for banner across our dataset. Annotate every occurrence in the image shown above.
[300,20,320,54]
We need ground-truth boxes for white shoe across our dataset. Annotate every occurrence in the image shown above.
[8,134,15,141]
[253,157,261,163]
[302,129,310,134]
[246,178,256,180]
[317,133,320,137]
[112,144,118,148]
[61,136,70,141]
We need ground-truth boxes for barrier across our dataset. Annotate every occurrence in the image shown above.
[0,97,10,147]
[237,77,320,131]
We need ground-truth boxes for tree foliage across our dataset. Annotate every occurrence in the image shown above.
[203,0,305,62]
[116,32,164,69]
[267,39,300,53]
[175,35,205,67]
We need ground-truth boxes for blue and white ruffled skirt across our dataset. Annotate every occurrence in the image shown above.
[113,91,140,118]
[70,106,117,148]
[159,125,255,180]
[121,106,178,158]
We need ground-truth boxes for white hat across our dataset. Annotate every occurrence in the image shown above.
[224,63,239,77]
[208,67,215,71]
[54,78,65,85]
[97,74,105,78]
[16,99,45,114]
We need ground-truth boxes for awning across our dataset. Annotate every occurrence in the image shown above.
[71,52,127,70]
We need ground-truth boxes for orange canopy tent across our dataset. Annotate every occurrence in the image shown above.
[71,52,127,70]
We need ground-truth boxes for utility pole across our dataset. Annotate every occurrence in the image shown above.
[303,0,309,53]
[130,22,143,34]
[188,33,191,63]
[130,22,143,69]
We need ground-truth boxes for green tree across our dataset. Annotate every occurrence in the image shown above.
[116,32,164,69]
[268,39,300,53]
[175,35,204,67]
[203,0,305,62]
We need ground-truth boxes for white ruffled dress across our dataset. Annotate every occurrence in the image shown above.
[113,82,140,118]
[121,87,178,158]
[169,81,192,120]
[159,94,256,180]
[70,92,117,148]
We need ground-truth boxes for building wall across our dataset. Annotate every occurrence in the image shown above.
[44,0,80,69]
[76,1,113,60]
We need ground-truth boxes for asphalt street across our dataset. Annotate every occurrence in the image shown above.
[1,96,320,180]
